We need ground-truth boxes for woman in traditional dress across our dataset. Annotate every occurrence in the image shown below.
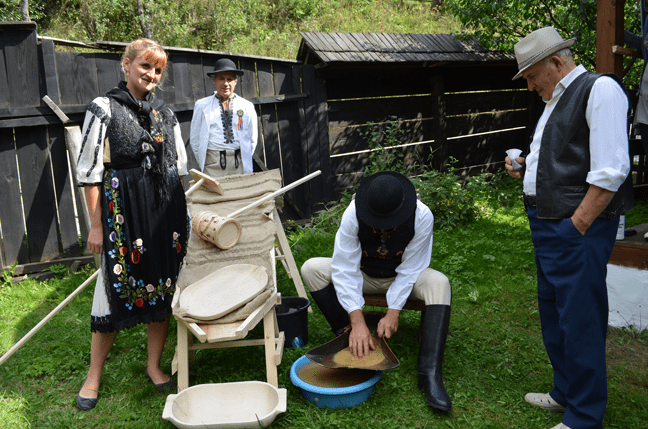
[75,38,189,411]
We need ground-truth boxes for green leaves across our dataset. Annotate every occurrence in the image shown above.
[443,0,642,86]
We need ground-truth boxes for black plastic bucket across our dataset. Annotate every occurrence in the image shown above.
[276,296,310,348]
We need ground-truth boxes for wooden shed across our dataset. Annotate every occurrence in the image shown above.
[297,32,533,195]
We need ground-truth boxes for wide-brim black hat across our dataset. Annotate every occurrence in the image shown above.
[355,171,417,230]
[206,58,244,77]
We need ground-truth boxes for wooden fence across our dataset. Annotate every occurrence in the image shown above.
[322,63,647,198]
[0,22,331,271]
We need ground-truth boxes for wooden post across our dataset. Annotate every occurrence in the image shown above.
[596,0,625,75]
[430,76,447,171]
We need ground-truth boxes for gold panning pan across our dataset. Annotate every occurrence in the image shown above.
[306,313,400,371]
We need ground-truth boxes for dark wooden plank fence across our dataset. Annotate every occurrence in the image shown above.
[0,22,331,271]
[320,61,647,198]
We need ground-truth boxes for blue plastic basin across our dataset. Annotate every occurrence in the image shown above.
[289,355,382,409]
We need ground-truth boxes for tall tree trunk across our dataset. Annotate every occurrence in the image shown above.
[20,0,30,21]
[137,0,153,39]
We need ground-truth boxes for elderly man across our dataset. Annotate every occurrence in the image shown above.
[506,27,633,429]
[300,171,453,412]
[190,58,258,177]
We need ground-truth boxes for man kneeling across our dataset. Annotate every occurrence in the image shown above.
[300,171,452,412]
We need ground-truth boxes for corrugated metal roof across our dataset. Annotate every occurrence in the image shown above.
[298,32,513,64]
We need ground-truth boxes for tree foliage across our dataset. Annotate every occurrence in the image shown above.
[442,0,642,86]
[0,0,458,59]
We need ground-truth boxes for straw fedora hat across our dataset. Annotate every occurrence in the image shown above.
[513,27,576,80]
[355,171,417,230]
[206,58,244,77]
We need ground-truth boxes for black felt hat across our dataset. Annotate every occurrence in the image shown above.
[206,58,243,77]
[355,171,417,230]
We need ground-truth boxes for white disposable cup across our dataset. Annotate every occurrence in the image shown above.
[506,148,523,171]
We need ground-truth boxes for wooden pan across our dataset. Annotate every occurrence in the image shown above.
[305,312,400,371]
[177,264,268,321]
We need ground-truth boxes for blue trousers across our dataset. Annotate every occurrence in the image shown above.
[527,206,618,429]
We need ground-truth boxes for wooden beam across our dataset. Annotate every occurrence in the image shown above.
[596,0,625,74]
[613,45,642,59]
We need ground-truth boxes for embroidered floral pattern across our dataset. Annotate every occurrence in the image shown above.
[172,231,182,254]
[105,169,177,310]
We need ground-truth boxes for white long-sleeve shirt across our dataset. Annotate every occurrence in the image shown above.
[523,65,630,196]
[331,199,434,313]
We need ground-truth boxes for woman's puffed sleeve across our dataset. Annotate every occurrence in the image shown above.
[76,97,110,185]
[173,118,188,175]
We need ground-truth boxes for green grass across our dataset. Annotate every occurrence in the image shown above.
[1,185,647,428]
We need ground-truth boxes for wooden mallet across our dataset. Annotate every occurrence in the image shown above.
[185,169,223,196]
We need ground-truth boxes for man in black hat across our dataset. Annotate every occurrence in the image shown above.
[190,58,258,177]
[301,171,453,412]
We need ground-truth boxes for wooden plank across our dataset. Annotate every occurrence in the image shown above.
[0,128,28,267]
[328,96,432,127]
[15,126,60,263]
[0,104,88,119]
[332,33,353,51]
[188,54,206,101]
[312,69,332,203]
[387,33,411,53]
[273,63,304,217]
[445,110,527,138]
[94,53,122,96]
[48,125,81,257]
[329,119,428,156]
[596,0,624,75]
[256,62,281,172]
[292,64,318,213]
[430,76,447,171]
[156,56,177,105]
[445,90,528,116]
[0,31,11,109]
[346,33,368,51]
[56,53,100,105]
[365,33,389,52]
[40,39,61,105]
[238,58,259,99]
[172,58,193,104]
[199,54,215,98]
[301,65,325,209]
[313,32,341,53]
[376,33,397,52]
[4,26,40,107]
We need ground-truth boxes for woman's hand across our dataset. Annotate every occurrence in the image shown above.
[87,225,103,255]
[84,185,104,255]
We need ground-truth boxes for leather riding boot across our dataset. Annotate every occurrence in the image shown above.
[309,284,350,336]
[418,304,452,411]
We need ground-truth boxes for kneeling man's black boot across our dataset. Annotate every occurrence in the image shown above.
[418,304,452,411]
[309,284,350,337]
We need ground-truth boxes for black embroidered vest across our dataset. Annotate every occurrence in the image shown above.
[357,211,416,278]
[534,72,634,219]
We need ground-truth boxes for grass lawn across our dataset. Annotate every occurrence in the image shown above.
[1,183,647,428]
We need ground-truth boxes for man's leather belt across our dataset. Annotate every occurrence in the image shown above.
[523,194,537,207]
